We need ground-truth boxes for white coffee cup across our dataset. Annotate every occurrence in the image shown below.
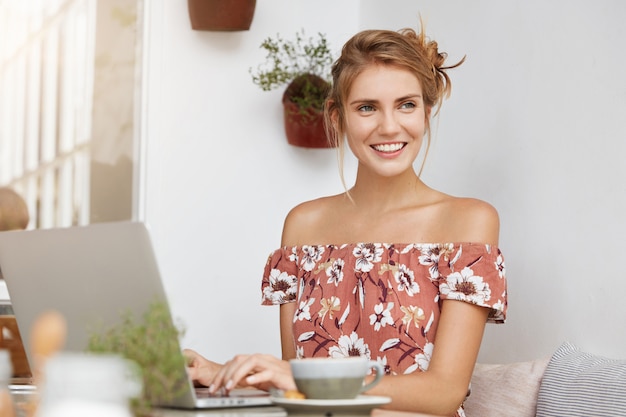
[289,357,384,400]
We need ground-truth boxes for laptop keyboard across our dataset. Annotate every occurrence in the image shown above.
[195,387,228,398]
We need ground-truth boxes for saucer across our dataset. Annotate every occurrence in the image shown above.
[270,395,391,414]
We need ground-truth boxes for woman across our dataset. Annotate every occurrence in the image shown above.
[186,25,507,416]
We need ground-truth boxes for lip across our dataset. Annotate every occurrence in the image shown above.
[370,142,407,157]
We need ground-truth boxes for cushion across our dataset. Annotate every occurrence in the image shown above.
[463,357,549,417]
[536,341,626,416]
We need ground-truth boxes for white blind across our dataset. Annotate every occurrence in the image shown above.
[0,0,96,228]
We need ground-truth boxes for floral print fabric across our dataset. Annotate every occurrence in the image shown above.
[261,242,507,415]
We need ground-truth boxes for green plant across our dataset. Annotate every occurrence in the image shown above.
[87,300,187,416]
[250,29,333,114]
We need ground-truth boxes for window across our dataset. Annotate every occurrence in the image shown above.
[0,0,139,229]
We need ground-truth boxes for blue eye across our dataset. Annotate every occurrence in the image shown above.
[400,102,416,109]
[358,104,375,112]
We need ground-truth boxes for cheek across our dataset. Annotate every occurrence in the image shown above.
[407,112,427,135]
[345,115,376,138]
[345,132,362,156]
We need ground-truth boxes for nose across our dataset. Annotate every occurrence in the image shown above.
[378,110,401,136]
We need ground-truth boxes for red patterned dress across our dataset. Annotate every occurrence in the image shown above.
[261,242,507,416]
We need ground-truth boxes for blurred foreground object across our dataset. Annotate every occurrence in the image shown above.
[35,353,140,417]
[0,349,16,417]
[0,188,29,231]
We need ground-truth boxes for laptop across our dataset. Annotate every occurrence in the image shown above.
[0,221,273,409]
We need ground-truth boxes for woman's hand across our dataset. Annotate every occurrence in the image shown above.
[183,348,223,387]
[209,353,297,394]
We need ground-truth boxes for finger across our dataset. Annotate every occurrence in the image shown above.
[222,355,256,390]
[208,366,226,393]
[226,354,283,391]
[209,356,246,393]
[244,358,297,391]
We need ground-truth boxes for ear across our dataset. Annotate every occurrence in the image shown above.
[424,106,432,134]
[425,106,432,120]
[328,100,340,130]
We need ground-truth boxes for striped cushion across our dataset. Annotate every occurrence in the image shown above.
[536,342,626,416]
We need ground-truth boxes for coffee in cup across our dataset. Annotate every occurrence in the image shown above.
[289,357,384,400]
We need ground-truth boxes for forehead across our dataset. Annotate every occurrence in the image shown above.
[348,64,422,98]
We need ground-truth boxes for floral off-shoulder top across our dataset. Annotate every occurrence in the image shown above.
[261,242,507,415]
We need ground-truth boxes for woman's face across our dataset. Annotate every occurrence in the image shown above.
[343,64,427,178]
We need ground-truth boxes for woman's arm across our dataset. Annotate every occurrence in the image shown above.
[363,199,500,415]
[280,303,297,360]
[363,301,489,415]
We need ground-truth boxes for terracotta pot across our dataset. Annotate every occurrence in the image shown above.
[187,0,256,31]
[281,74,334,148]
[282,101,332,148]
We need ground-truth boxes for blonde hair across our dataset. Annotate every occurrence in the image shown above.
[0,187,30,230]
[324,23,464,189]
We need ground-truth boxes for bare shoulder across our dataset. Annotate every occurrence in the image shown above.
[281,194,342,246]
[443,196,500,245]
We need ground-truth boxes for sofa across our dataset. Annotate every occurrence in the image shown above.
[463,342,626,416]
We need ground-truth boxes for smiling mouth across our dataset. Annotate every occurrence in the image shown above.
[371,143,406,153]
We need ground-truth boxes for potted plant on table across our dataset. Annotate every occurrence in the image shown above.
[250,30,335,148]
[87,300,187,416]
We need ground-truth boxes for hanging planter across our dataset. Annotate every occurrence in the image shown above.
[282,74,332,148]
[187,0,256,31]
[250,30,336,148]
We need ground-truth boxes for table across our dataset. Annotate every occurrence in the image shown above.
[152,407,441,417]
[11,389,441,417]
[152,406,287,417]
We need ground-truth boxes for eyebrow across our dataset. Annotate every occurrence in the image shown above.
[349,94,422,106]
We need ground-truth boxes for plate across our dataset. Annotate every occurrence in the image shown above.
[270,395,391,415]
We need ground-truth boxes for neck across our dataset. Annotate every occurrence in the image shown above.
[348,168,427,212]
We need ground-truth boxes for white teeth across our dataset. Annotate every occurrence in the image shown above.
[373,143,404,152]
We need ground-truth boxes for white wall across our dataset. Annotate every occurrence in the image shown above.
[141,0,626,364]
[140,0,360,363]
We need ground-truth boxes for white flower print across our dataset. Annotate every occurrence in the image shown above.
[410,243,455,279]
[495,254,505,279]
[328,331,371,358]
[490,299,506,322]
[440,267,491,305]
[298,331,315,342]
[295,345,304,359]
[394,264,419,296]
[380,338,400,352]
[263,269,297,303]
[301,245,325,272]
[294,298,315,322]
[449,246,462,270]
[400,244,417,254]
[369,302,394,331]
[288,246,298,263]
[424,311,434,334]
[404,342,434,373]
[415,244,440,279]
[338,303,350,326]
[297,277,306,300]
[354,279,365,309]
[326,258,345,286]
[376,356,390,375]
[353,243,383,273]
[416,342,434,371]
